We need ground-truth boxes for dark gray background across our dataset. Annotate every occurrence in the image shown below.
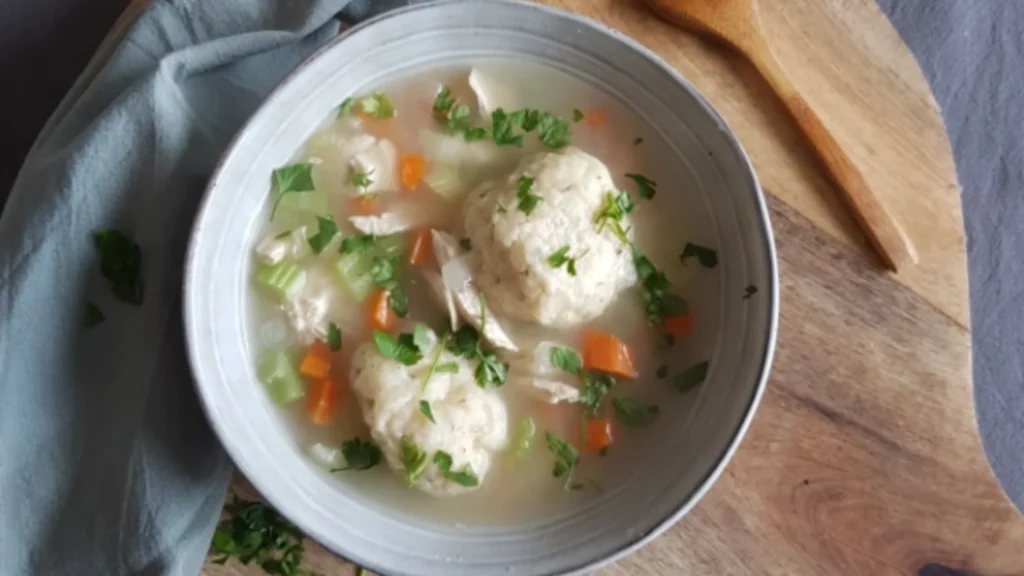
[3,0,1020,512]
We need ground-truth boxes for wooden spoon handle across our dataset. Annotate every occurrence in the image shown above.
[747,47,918,270]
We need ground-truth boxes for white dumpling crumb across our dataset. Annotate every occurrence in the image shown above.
[463,147,636,327]
[349,331,509,497]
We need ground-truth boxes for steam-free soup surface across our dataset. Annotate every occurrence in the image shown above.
[247,59,717,525]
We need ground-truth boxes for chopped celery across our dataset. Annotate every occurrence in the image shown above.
[514,417,537,459]
[257,351,304,405]
[336,251,375,301]
[424,164,467,199]
[276,186,328,215]
[375,234,405,259]
[254,261,307,301]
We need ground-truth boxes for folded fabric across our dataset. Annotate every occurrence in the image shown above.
[0,1,420,574]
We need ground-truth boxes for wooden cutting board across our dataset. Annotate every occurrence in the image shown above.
[181,0,1024,574]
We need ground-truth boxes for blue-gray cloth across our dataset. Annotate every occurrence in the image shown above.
[2,1,1024,576]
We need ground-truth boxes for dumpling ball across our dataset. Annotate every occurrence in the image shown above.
[349,330,508,497]
[463,147,636,327]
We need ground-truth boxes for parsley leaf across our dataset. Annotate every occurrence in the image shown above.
[333,438,382,471]
[510,109,542,131]
[593,192,632,243]
[211,499,323,576]
[84,301,105,327]
[464,126,491,141]
[306,215,338,255]
[516,176,543,215]
[446,325,481,358]
[537,113,571,148]
[337,97,355,116]
[625,173,657,200]
[547,246,585,276]
[370,256,398,290]
[269,163,315,221]
[612,398,660,428]
[545,432,580,491]
[475,352,508,388]
[433,450,480,487]
[351,170,374,190]
[327,322,342,351]
[419,400,436,424]
[743,284,758,299]
[572,108,584,122]
[93,229,144,305]
[388,287,410,318]
[442,324,506,388]
[373,331,423,366]
[550,346,583,375]
[680,243,718,268]
[578,372,615,415]
[339,234,376,255]
[400,438,429,485]
[359,92,395,120]
[674,361,709,394]
[632,245,673,324]
[491,108,524,147]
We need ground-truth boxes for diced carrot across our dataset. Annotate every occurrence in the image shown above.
[349,194,379,216]
[408,229,433,267]
[662,314,693,339]
[584,418,612,452]
[400,154,428,192]
[584,108,608,129]
[298,340,333,379]
[582,330,637,379]
[368,288,396,332]
[306,378,340,425]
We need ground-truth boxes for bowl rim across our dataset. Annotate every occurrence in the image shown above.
[184,0,780,573]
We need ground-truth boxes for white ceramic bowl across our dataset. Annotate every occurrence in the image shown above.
[184,1,779,574]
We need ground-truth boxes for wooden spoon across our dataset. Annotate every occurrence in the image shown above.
[643,0,918,271]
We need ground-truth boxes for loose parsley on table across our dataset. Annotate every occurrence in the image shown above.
[210,499,323,576]
[269,163,315,220]
[680,242,718,268]
[515,176,543,215]
[612,398,660,428]
[306,215,338,255]
[625,173,657,200]
[332,438,383,472]
[674,361,709,394]
[93,229,145,305]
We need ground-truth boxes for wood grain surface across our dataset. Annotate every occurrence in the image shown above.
[166,0,1022,574]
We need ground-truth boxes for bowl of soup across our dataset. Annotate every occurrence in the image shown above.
[184,1,778,574]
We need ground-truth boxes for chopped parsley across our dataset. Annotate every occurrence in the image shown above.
[459,237,472,251]
[387,288,410,318]
[369,254,409,317]
[332,438,383,471]
[655,364,669,379]
[572,108,585,122]
[680,242,718,268]
[632,245,673,324]
[464,126,491,141]
[612,398,660,428]
[372,330,423,366]
[419,400,436,424]
[510,109,542,131]
[743,284,758,299]
[474,353,508,389]
[491,108,525,147]
[444,324,508,389]
[593,191,633,243]
[549,346,583,375]
[515,176,543,215]
[547,246,585,276]
[359,92,395,120]
[326,322,342,351]
[496,202,508,214]
[93,229,144,305]
[399,438,428,485]
[578,372,615,416]
[546,432,583,491]
[433,451,480,487]
[269,163,315,220]
[350,170,374,190]
[210,499,323,576]
[432,86,473,133]
[337,97,354,117]
[633,137,644,146]
[84,301,105,328]
[537,113,571,148]
[674,361,709,394]
[306,215,338,255]
[625,173,657,200]
[338,234,376,254]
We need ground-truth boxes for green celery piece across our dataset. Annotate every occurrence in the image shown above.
[257,351,305,405]
[375,234,405,259]
[336,251,375,301]
[254,262,306,301]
